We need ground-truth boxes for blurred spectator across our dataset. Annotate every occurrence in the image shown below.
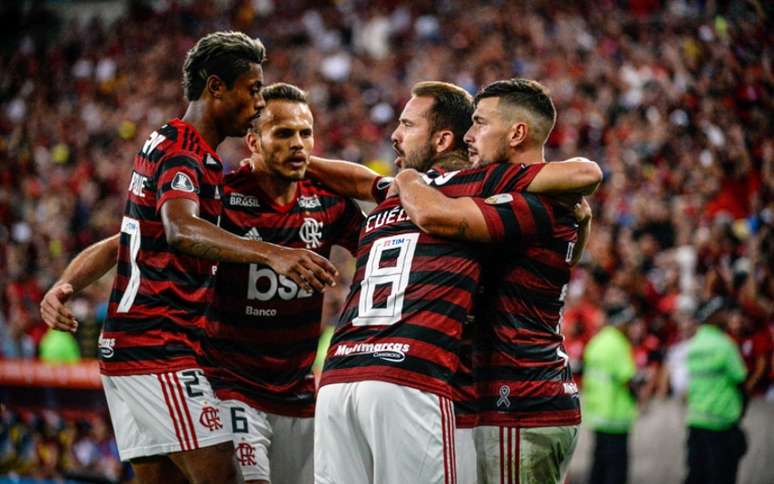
[0,409,125,482]
[684,297,747,484]
[583,304,642,484]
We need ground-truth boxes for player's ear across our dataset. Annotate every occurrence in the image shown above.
[206,75,225,99]
[509,121,529,149]
[433,129,455,154]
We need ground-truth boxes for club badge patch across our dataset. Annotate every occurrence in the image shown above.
[171,172,196,193]
[484,193,514,205]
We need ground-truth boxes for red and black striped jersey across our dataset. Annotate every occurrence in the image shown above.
[204,165,363,417]
[473,192,582,428]
[320,162,544,400]
[100,119,223,376]
[452,320,478,428]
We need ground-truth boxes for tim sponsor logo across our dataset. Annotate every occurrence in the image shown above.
[333,342,410,363]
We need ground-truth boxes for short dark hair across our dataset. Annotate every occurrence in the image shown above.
[411,81,474,151]
[183,31,266,101]
[261,82,308,104]
[474,78,557,145]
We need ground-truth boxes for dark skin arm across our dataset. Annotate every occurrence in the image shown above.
[394,159,602,243]
[162,198,337,290]
[40,199,339,333]
[307,156,383,201]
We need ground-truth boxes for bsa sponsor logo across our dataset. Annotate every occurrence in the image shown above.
[199,404,223,431]
[333,342,410,363]
[128,172,148,198]
[299,217,323,249]
[484,193,514,205]
[298,195,322,209]
[248,265,313,301]
[171,172,196,193]
[98,336,115,359]
[230,192,260,208]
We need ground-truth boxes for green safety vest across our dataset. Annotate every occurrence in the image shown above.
[582,326,637,433]
[686,325,747,430]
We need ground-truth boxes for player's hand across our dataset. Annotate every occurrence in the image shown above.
[573,197,592,224]
[268,247,338,293]
[40,283,78,333]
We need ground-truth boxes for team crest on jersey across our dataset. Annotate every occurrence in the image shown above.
[485,193,514,205]
[244,227,262,241]
[298,195,322,209]
[299,217,323,249]
[171,172,196,193]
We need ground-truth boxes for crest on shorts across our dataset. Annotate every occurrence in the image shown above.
[299,217,323,249]
[485,193,514,205]
[236,442,257,466]
[199,404,223,431]
[171,172,196,193]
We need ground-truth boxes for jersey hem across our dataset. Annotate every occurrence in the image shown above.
[320,372,452,400]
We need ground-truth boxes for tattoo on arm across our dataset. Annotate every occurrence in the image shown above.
[178,240,225,261]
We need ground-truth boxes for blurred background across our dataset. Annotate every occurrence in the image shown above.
[0,0,771,483]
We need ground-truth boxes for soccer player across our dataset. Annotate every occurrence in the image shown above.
[391,78,598,484]
[41,83,358,483]
[208,82,363,483]
[39,33,337,484]
[309,81,600,484]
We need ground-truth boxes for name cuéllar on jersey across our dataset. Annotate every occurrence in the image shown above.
[101,119,223,376]
[320,162,544,399]
[204,164,364,417]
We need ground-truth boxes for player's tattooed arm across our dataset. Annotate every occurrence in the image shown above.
[40,234,120,332]
[161,199,338,292]
[394,169,493,242]
[528,157,603,195]
[307,156,382,201]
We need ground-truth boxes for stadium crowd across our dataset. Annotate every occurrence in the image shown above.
[0,0,772,481]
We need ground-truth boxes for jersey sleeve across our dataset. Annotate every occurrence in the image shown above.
[155,154,203,212]
[332,198,366,254]
[488,162,546,194]
[472,192,551,244]
[370,176,394,203]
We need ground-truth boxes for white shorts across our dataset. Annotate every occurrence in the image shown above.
[474,425,579,484]
[221,399,314,483]
[101,368,232,461]
[315,381,457,484]
[455,427,477,484]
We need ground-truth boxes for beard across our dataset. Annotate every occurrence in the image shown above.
[401,141,435,173]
